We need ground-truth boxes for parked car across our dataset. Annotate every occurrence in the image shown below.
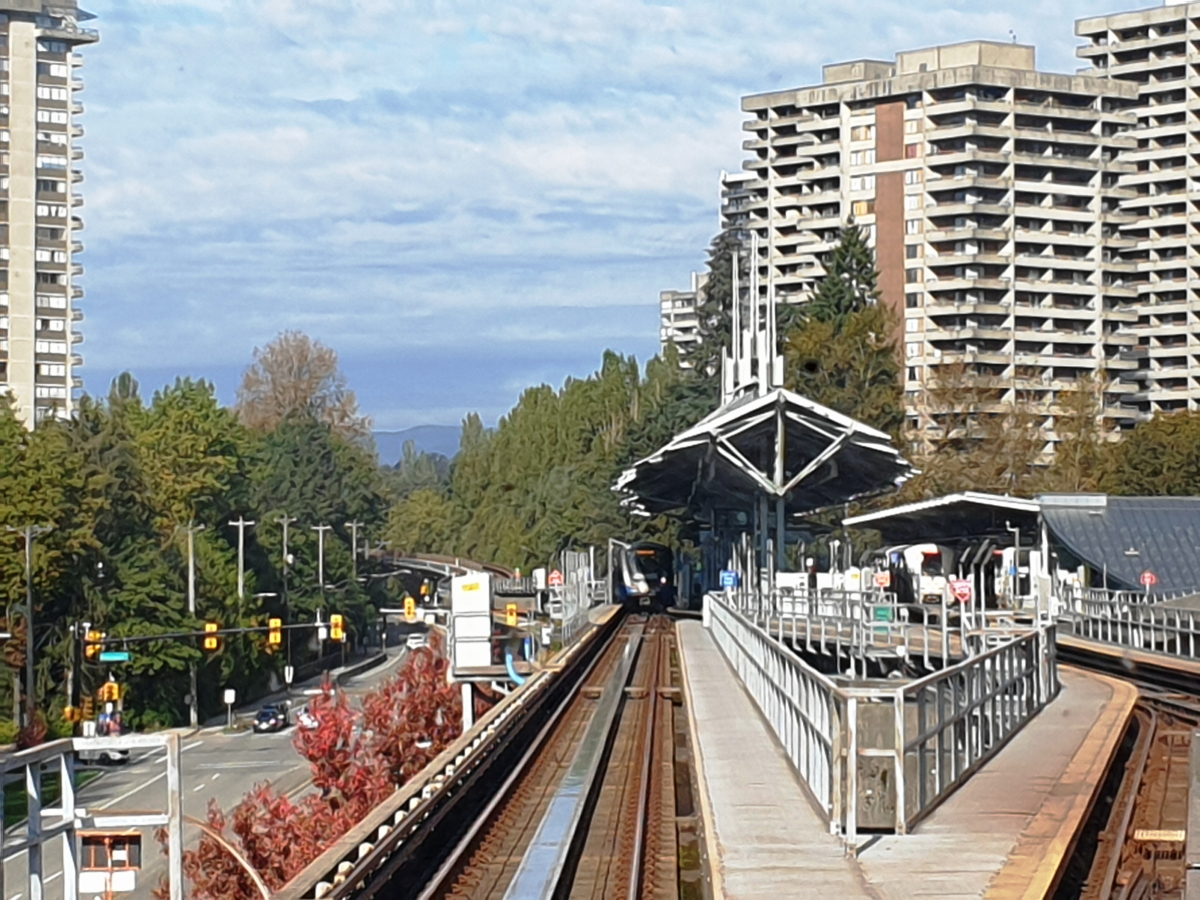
[406,633,428,650]
[252,705,289,733]
[76,743,130,765]
[296,707,319,730]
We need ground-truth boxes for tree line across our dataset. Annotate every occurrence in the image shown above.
[0,332,390,740]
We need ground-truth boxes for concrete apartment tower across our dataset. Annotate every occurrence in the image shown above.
[738,41,1142,452]
[1078,2,1200,416]
[0,1,95,427]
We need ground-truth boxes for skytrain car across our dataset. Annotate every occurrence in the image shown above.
[613,542,676,611]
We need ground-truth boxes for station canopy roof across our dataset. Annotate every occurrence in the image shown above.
[843,492,1040,545]
[614,388,913,519]
[1040,494,1200,594]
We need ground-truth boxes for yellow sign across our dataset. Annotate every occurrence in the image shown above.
[461,581,480,591]
[404,596,417,621]
[330,614,345,642]
[506,603,518,627]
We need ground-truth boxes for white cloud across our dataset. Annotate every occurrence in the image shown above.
[82,0,1115,426]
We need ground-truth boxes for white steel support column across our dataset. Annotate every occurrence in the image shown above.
[59,751,77,900]
[165,732,184,900]
[27,757,42,900]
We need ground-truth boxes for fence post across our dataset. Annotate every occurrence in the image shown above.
[846,693,858,850]
[894,686,907,835]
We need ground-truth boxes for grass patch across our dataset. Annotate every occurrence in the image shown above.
[4,769,100,823]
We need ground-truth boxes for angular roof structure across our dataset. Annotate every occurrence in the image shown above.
[843,492,1040,544]
[614,387,913,518]
[1040,494,1200,594]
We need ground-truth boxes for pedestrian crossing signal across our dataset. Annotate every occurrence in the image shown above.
[330,614,345,642]
[268,618,282,648]
[506,603,518,627]
[203,622,220,652]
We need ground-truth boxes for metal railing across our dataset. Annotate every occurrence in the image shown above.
[708,592,840,823]
[706,592,1058,843]
[1061,587,1200,660]
[1,733,183,900]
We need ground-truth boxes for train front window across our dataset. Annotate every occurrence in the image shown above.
[633,550,670,581]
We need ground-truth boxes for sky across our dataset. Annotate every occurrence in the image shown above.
[79,0,1127,431]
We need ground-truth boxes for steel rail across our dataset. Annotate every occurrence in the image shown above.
[626,626,663,900]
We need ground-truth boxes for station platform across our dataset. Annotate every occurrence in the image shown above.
[677,620,1138,900]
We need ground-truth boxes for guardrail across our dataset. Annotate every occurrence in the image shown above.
[1062,588,1200,660]
[1,733,183,900]
[706,592,1058,843]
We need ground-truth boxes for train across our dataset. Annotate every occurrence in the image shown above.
[612,542,676,611]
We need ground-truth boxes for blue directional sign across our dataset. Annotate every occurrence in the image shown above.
[98,651,132,663]
[719,570,739,589]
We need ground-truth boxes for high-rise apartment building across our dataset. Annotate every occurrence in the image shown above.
[1077,2,1200,415]
[660,272,706,357]
[0,2,95,426]
[738,41,1142,451]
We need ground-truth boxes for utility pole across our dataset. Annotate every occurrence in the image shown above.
[277,514,297,677]
[228,516,256,599]
[346,520,363,583]
[7,524,51,728]
[184,521,206,729]
[311,525,332,591]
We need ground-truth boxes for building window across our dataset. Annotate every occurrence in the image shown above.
[36,87,68,101]
[905,268,923,283]
[905,169,923,184]
[904,120,922,134]
[906,294,922,309]
[907,367,919,381]
[35,110,68,125]
[850,125,875,141]
[35,339,67,354]
[852,200,875,217]
[906,244,922,259]
[36,294,65,309]
[905,219,923,234]
[38,363,65,377]
[904,195,922,210]
[906,342,922,358]
[849,149,876,166]
[905,143,922,159]
[849,175,876,191]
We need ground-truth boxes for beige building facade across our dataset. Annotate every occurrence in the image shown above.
[0,1,94,426]
[738,40,1143,452]
[1078,2,1200,416]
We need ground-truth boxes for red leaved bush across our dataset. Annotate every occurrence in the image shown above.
[161,641,463,899]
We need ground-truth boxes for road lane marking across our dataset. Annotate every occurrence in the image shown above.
[46,871,61,883]
[195,761,282,769]
[96,772,165,810]
[183,740,203,751]
[211,773,220,781]
[193,784,206,792]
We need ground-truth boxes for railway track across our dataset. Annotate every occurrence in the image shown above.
[1077,691,1197,900]
[423,613,679,900]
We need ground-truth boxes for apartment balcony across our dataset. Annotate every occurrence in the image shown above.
[926,274,1012,292]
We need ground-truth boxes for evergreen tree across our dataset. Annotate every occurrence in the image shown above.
[805,220,879,326]
[683,230,744,382]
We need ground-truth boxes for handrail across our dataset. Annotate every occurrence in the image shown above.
[705,592,1057,844]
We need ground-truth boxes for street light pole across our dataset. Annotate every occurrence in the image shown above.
[346,520,363,584]
[277,514,297,676]
[7,524,51,728]
[228,516,256,600]
[184,521,206,729]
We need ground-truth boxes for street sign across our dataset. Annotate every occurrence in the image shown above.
[873,571,891,589]
[223,689,236,706]
[950,579,973,603]
[719,570,739,589]
[1140,570,1158,588]
[98,651,131,663]
[548,569,564,587]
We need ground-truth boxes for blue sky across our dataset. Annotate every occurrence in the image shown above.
[79,0,1119,430]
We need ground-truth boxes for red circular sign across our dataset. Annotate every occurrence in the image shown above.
[1140,570,1158,587]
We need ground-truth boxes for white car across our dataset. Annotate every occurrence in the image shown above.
[296,708,319,730]
[406,633,427,650]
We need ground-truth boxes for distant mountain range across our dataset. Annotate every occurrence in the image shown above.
[373,425,461,465]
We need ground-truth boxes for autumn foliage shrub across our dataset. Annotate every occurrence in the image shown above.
[162,642,462,899]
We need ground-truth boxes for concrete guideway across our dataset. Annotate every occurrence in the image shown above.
[677,620,1138,899]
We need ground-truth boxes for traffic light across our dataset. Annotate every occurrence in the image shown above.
[268,618,282,648]
[404,596,416,622]
[330,614,345,642]
[98,681,120,703]
[84,629,103,661]
[506,603,518,627]
[203,622,221,652]
[81,696,94,721]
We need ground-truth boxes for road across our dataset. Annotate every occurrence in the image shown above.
[3,647,411,900]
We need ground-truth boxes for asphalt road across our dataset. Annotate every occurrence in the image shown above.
[3,646,411,900]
